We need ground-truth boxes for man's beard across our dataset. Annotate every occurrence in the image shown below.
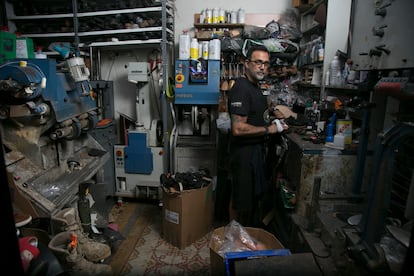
[255,72,265,80]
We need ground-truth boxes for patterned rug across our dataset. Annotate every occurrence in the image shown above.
[108,200,212,276]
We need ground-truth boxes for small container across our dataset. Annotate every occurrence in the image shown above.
[199,9,206,23]
[202,41,209,60]
[218,8,225,23]
[206,8,212,24]
[237,8,245,24]
[230,10,237,24]
[198,43,203,58]
[212,8,219,24]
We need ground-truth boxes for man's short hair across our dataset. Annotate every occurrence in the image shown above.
[245,45,269,59]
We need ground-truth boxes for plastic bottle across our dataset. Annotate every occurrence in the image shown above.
[325,113,337,143]
[202,41,209,60]
[178,31,190,60]
[329,55,341,87]
[190,38,199,59]
[317,39,324,62]
[237,8,245,24]
[325,70,330,86]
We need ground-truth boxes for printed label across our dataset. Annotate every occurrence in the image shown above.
[165,209,179,224]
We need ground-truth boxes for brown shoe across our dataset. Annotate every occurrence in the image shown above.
[51,208,111,262]
[48,231,113,276]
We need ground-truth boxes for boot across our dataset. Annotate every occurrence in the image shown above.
[51,207,111,263]
[48,231,113,276]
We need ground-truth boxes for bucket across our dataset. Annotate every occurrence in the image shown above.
[336,120,352,144]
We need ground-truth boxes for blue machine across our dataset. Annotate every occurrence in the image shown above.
[174,59,220,105]
[0,56,108,216]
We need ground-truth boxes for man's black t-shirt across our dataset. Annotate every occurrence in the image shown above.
[228,76,268,145]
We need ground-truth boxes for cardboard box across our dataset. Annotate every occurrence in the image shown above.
[162,183,213,249]
[210,226,285,275]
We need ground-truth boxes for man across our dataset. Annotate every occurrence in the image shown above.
[228,45,288,226]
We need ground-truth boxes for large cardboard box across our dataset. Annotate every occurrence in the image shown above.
[162,183,213,249]
[210,226,285,275]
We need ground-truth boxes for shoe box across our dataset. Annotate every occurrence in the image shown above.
[162,181,213,249]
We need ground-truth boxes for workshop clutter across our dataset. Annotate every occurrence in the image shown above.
[161,172,213,249]
[191,8,301,68]
[209,220,287,275]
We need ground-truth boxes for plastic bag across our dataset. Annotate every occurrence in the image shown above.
[241,39,265,57]
[213,220,260,257]
[221,37,244,54]
[243,25,271,40]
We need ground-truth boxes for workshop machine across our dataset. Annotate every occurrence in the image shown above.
[0,56,109,217]
[113,62,164,200]
[171,59,220,175]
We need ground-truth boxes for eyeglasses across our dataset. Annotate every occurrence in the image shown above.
[249,59,271,68]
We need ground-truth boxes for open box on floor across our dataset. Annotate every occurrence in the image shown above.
[162,181,213,249]
[210,225,288,275]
